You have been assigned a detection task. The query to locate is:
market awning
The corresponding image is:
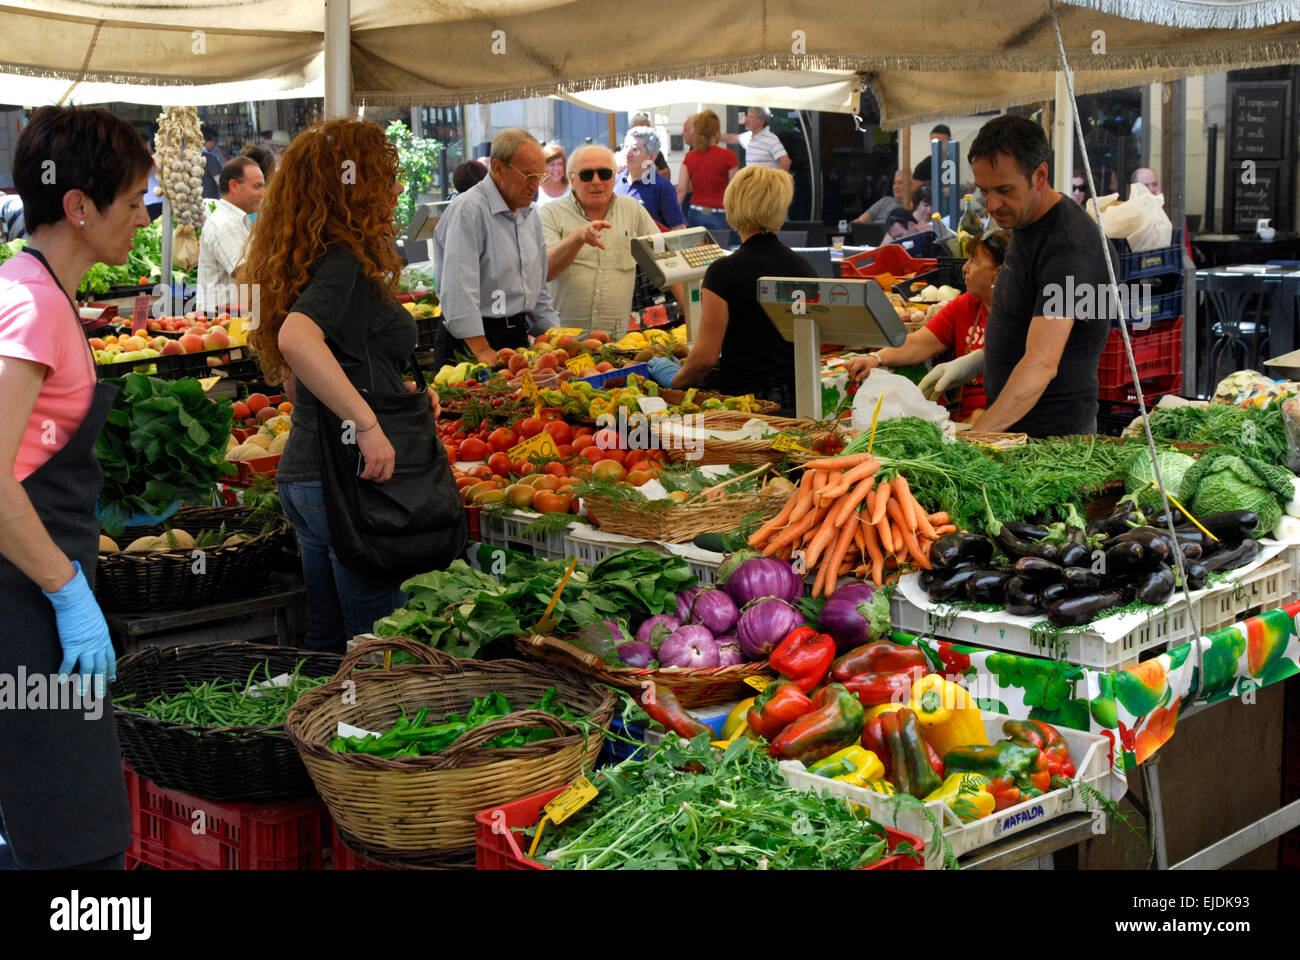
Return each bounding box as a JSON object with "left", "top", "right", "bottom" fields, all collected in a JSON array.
[
  {"left": 556, "top": 70, "right": 862, "bottom": 117},
  {"left": 2, "top": 0, "right": 1297, "bottom": 124}
]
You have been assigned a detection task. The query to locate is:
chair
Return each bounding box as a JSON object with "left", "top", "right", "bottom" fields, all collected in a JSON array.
[
  {"left": 1199, "top": 273, "right": 1272, "bottom": 395},
  {"left": 782, "top": 220, "right": 827, "bottom": 247},
  {"left": 851, "top": 221, "right": 887, "bottom": 247}
]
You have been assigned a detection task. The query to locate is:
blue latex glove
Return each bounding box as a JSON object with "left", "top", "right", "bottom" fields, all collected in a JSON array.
[
  {"left": 43, "top": 561, "right": 116, "bottom": 695},
  {"left": 646, "top": 356, "right": 682, "bottom": 388}
]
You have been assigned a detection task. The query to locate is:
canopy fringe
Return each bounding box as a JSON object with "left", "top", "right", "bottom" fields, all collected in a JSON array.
[{"left": 1059, "top": 0, "right": 1300, "bottom": 30}]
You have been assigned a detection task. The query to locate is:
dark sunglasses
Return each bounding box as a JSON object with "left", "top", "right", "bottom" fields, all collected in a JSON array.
[{"left": 577, "top": 168, "right": 614, "bottom": 182}]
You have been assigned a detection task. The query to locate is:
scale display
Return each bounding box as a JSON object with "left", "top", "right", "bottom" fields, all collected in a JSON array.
[
  {"left": 630, "top": 226, "right": 728, "bottom": 288},
  {"left": 408, "top": 200, "right": 454, "bottom": 242}
]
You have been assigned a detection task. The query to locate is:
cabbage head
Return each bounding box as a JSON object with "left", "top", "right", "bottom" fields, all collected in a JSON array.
[
  {"left": 1125, "top": 448, "right": 1196, "bottom": 500},
  {"left": 1183, "top": 453, "right": 1293, "bottom": 537}
]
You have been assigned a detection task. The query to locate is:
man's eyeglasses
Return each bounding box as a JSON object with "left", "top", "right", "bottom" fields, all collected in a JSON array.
[
  {"left": 577, "top": 168, "right": 614, "bottom": 182},
  {"left": 508, "top": 163, "right": 550, "bottom": 186}
]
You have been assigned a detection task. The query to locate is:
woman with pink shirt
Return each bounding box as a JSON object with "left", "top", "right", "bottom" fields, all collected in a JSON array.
[{"left": 0, "top": 106, "right": 152, "bottom": 869}]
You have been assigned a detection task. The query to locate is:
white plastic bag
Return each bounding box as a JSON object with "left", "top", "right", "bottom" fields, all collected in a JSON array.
[
  {"left": 850, "top": 371, "right": 950, "bottom": 433},
  {"left": 1098, "top": 184, "right": 1173, "bottom": 252}
]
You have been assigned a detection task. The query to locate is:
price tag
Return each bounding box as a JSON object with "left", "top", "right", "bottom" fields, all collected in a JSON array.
[
  {"left": 245, "top": 673, "right": 291, "bottom": 698},
  {"left": 543, "top": 776, "right": 599, "bottom": 824},
  {"left": 549, "top": 326, "right": 585, "bottom": 338},
  {"left": 197, "top": 376, "right": 222, "bottom": 392},
  {"left": 337, "top": 721, "right": 382, "bottom": 739},
  {"left": 131, "top": 294, "right": 151, "bottom": 333},
  {"left": 519, "top": 369, "right": 539, "bottom": 400},
  {"left": 507, "top": 432, "right": 559, "bottom": 462},
  {"left": 566, "top": 354, "right": 596, "bottom": 375},
  {"left": 770, "top": 434, "right": 813, "bottom": 454},
  {"left": 744, "top": 675, "right": 772, "bottom": 692}
]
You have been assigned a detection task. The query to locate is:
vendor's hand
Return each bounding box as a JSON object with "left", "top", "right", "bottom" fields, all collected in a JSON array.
[
  {"left": 356, "top": 421, "right": 396, "bottom": 482},
  {"left": 44, "top": 561, "right": 116, "bottom": 696},
  {"left": 845, "top": 355, "right": 880, "bottom": 385},
  {"left": 918, "top": 349, "right": 985, "bottom": 401},
  {"left": 647, "top": 355, "right": 681, "bottom": 388},
  {"left": 575, "top": 220, "right": 612, "bottom": 250}
]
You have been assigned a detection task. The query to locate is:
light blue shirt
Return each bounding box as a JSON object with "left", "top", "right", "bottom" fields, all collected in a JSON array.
[{"left": 432, "top": 174, "right": 557, "bottom": 339}]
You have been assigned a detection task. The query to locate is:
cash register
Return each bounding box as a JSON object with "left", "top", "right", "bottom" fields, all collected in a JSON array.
[{"left": 630, "top": 227, "right": 728, "bottom": 339}]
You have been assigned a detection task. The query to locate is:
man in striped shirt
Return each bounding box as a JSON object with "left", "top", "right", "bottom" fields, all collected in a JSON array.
[{"left": 722, "top": 107, "right": 791, "bottom": 171}]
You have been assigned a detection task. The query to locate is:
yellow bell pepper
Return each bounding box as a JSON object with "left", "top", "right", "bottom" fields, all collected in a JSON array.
[
  {"left": 863, "top": 701, "right": 906, "bottom": 722},
  {"left": 924, "top": 772, "right": 996, "bottom": 823},
  {"left": 909, "top": 673, "right": 989, "bottom": 758},
  {"left": 807, "top": 746, "right": 885, "bottom": 787},
  {"left": 722, "top": 698, "right": 755, "bottom": 740}
]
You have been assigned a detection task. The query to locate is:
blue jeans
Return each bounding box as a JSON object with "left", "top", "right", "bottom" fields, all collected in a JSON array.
[
  {"left": 687, "top": 207, "right": 730, "bottom": 235},
  {"left": 279, "top": 481, "right": 406, "bottom": 653}
]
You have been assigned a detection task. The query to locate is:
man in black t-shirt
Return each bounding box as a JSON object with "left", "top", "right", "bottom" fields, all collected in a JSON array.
[{"left": 936, "top": 115, "right": 1114, "bottom": 437}]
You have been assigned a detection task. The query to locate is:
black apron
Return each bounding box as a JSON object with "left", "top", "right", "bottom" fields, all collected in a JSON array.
[
  {"left": 0, "top": 250, "right": 129, "bottom": 867},
  {"left": 431, "top": 313, "right": 530, "bottom": 369}
]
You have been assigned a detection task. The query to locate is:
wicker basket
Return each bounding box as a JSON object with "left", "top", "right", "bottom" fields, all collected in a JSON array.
[
  {"left": 569, "top": 387, "right": 780, "bottom": 425},
  {"left": 958, "top": 431, "right": 1029, "bottom": 450},
  {"left": 661, "top": 410, "right": 847, "bottom": 467},
  {"left": 96, "top": 506, "right": 290, "bottom": 613},
  {"left": 515, "top": 633, "right": 775, "bottom": 707},
  {"left": 111, "top": 642, "right": 343, "bottom": 802},
  {"left": 584, "top": 486, "right": 788, "bottom": 543},
  {"left": 285, "top": 637, "right": 616, "bottom": 860}
]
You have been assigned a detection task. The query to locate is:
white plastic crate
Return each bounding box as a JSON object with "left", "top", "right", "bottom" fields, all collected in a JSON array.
[
  {"left": 478, "top": 509, "right": 575, "bottom": 559},
  {"left": 563, "top": 525, "right": 724, "bottom": 583},
  {"left": 1286, "top": 542, "right": 1300, "bottom": 600},
  {"left": 779, "top": 711, "right": 1111, "bottom": 869},
  {"left": 1199, "top": 557, "right": 1293, "bottom": 635}
]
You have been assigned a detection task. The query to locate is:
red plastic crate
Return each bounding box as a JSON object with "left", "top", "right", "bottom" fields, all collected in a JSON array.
[
  {"left": 1097, "top": 318, "right": 1183, "bottom": 390},
  {"left": 1097, "top": 372, "right": 1183, "bottom": 405},
  {"left": 123, "top": 764, "right": 330, "bottom": 870},
  {"left": 475, "top": 785, "right": 924, "bottom": 870},
  {"left": 332, "top": 826, "right": 395, "bottom": 870},
  {"left": 840, "top": 244, "right": 937, "bottom": 280},
  {"left": 466, "top": 504, "right": 481, "bottom": 542},
  {"left": 235, "top": 453, "right": 281, "bottom": 484}
]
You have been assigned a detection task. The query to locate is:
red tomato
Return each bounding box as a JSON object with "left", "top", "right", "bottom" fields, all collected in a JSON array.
[
  {"left": 444, "top": 442, "right": 461, "bottom": 462},
  {"left": 555, "top": 444, "right": 574, "bottom": 458},
  {"left": 592, "top": 428, "right": 621, "bottom": 451},
  {"left": 467, "top": 464, "right": 494, "bottom": 480},
  {"left": 537, "top": 407, "right": 565, "bottom": 421},
  {"left": 581, "top": 446, "right": 605, "bottom": 463},
  {"left": 517, "top": 417, "right": 545, "bottom": 438},
  {"left": 459, "top": 438, "right": 490, "bottom": 462},
  {"left": 573, "top": 426, "right": 594, "bottom": 438},
  {"left": 571, "top": 435, "right": 595, "bottom": 454},
  {"left": 624, "top": 448, "right": 648, "bottom": 467},
  {"left": 601, "top": 448, "right": 627, "bottom": 466},
  {"left": 487, "top": 451, "right": 513, "bottom": 476},
  {"left": 643, "top": 448, "right": 667, "bottom": 463},
  {"left": 544, "top": 461, "right": 568, "bottom": 478},
  {"left": 543, "top": 420, "right": 573, "bottom": 445},
  {"left": 489, "top": 427, "right": 518, "bottom": 452},
  {"left": 512, "top": 460, "right": 537, "bottom": 475}
]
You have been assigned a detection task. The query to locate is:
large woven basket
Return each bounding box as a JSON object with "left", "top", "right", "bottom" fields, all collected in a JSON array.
[
  {"left": 112, "top": 642, "right": 343, "bottom": 802},
  {"left": 584, "top": 489, "right": 788, "bottom": 543},
  {"left": 285, "top": 637, "right": 616, "bottom": 862},
  {"left": 96, "top": 506, "right": 290, "bottom": 612},
  {"left": 515, "top": 633, "right": 775, "bottom": 707},
  {"left": 957, "top": 431, "right": 1029, "bottom": 450},
  {"left": 661, "top": 410, "right": 847, "bottom": 467}
]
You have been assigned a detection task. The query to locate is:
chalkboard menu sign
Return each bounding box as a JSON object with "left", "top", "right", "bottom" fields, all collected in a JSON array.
[
  {"left": 1229, "top": 82, "right": 1290, "bottom": 160},
  {"left": 1233, "top": 164, "right": 1280, "bottom": 232}
]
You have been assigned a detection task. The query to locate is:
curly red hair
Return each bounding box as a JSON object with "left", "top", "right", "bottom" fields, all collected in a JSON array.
[{"left": 246, "top": 118, "right": 404, "bottom": 383}]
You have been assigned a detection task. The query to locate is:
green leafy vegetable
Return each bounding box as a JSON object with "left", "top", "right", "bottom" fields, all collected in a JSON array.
[
  {"left": 1184, "top": 451, "right": 1292, "bottom": 536},
  {"left": 1138, "top": 403, "right": 1287, "bottom": 463},
  {"left": 95, "top": 374, "right": 235, "bottom": 536},
  {"left": 1124, "top": 448, "right": 1196, "bottom": 499}
]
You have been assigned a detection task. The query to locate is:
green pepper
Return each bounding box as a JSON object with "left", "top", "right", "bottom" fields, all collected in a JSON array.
[
  {"left": 943, "top": 740, "right": 1049, "bottom": 811},
  {"left": 768, "top": 683, "right": 865, "bottom": 766}
]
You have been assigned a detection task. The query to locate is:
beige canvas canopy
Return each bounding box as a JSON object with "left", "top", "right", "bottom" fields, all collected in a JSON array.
[{"left": 1, "top": 0, "right": 1297, "bottom": 124}]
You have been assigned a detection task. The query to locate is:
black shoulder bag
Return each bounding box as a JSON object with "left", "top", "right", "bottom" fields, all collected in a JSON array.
[{"left": 316, "top": 341, "right": 467, "bottom": 581}]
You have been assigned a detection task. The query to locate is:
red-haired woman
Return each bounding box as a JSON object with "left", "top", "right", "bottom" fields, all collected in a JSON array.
[
  {"left": 247, "top": 118, "right": 440, "bottom": 653},
  {"left": 0, "top": 106, "right": 152, "bottom": 868}
]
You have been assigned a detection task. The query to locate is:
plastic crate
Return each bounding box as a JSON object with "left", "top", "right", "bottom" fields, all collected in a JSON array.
[
  {"left": 124, "top": 764, "right": 330, "bottom": 870},
  {"left": 598, "top": 713, "right": 653, "bottom": 767},
  {"left": 1127, "top": 287, "right": 1183, "bottom": 326},
  {"left": 780, "top": 711, "right": 1110, "bottom": 869},
  {"left": 562, "top": 525, "right": 723, "bottom": 584},
  {"left": 1199, "top": 557, "right": 1293, "bottom": 634},
  {"left": 234, "top": 453, "right": 281, "bottom": 484},
  {"left": 332, "top": 826, "right": 395, "bottom": 870},
  {"left": 479, "top": 509, "right": 576, "bottom": 559},
  {"left": 1096, "top": 372, "right": 1183, "bottom": 405},
  {"left": 1285, "top": 542, "right": 1300, "bottom": 600},
  {"left": 474, "top": 782, "right": 922, "bottom": 870},
  {"left": 891, "top": 263, "right": 967, "bottom": 304},
  {"left": 889, "top": 583, "right": 1192, "bottom": 671},
  {"left": 895, "top": 229, "right": 940, "bottom": 260},
  {"left": 578, "top": 363, "right": 651, "bottom": 388},
  {"left": 1112, "top": 228, "right": 1184, "bottom": 281},
  {"left": 840, "top": 244, "right": 937, "bottom": 280},
  {"left": 1097, "top": 318, "right": 1183, "bottom": 390}
]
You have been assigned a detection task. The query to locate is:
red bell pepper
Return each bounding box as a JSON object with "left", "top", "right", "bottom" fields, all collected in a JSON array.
[
  {"left": 769, "top": 626, "right": 836, "bottom": 693},
  {"left": 862, "top": 712, "right": 943, "bottom": 783},
  {"left": 830, "top": 640, "right": 928, "bottom": 683},
  {"left": 768, "top": 683, "right": 866, "bottom": 766},
  {"left": 746, "top": 680, "right": 814, "bottom": 740},
  {"left": 1003, "top": 719, "right": 1076, "bottom": 780},
  {"left": 842, "top": 664, "right": 926, "bottom": 707},
  {"left": 639, "top": 683, "right": 712, "bottom": 740}
]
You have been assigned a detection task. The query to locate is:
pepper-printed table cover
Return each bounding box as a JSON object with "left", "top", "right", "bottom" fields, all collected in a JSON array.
[{"left": 900, "top": 599, "right": 1300, "bottom": 794}]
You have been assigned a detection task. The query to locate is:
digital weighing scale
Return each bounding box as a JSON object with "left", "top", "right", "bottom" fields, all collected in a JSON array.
[
  {"left": 757, "top": 277, "right": 907, "bottom": 419},
  {"left": 630, "top": 227, "right": 729, "bottom": 340},
  {"left": 407, "top": 200, "right": 455, "bottom": 243}
]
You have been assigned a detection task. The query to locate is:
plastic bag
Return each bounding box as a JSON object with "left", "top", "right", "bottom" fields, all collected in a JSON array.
[
  {"left": 1098, "top": 184, "right": 1173, "bottom": 252},
  {"left": 850, "top": 370, "right": 950, "bottom": 433}
]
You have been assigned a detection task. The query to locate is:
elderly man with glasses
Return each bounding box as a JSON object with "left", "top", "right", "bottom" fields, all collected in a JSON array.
[
  {"left": 432, "top": 128, "right": 560, "bottom": 366},
  {"left": 540, "top": 144, "right": 660, "bottom": 338},
  {"left": 615, "top": 126, "right": 685, "bottom": 229}
]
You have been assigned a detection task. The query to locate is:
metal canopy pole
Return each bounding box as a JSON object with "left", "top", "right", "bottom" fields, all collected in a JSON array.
[
  {"left": 1054, "top": 71, "right": 1074, "bottom": 194},
  {"left": 324, "top": 0, "right": 351, "bottom": 118}
]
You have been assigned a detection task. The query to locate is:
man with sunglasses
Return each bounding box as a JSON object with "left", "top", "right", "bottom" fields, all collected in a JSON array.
[
  {"left": 541, "top": 145, "right": 658, "bottom": 338},
  {"left": 432, "top": 128, "right": 559, "bottom": 366}
]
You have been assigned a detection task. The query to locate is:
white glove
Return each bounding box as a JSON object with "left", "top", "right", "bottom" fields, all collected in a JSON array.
[{"left": 918, "top": 349, "right": 985, "bottom": 401}]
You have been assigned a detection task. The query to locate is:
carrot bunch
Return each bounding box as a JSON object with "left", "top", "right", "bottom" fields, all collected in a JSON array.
[{"left": 747, "top": 453, "right": 957, "bottom": 595}]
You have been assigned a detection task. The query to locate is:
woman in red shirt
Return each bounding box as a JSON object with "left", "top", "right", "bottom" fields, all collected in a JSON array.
[
  {"left": 676, "top": 110, "right": 738, "bottom": 234},
  {"left": 847, "top": 229, "right": 1009, "bottom": 423}
]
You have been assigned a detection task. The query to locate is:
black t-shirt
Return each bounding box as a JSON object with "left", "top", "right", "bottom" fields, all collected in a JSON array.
[
  {"left": 701, "top": 232, "right": 817, "bottom": 397},
  {"left": 983, "top": 196, "right": 1116, "bottom": 438},
  {"left": 276, "top": 246, "right": 417, "bottom": 483}
]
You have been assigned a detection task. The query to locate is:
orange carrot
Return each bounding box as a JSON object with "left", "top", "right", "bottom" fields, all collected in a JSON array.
[
  {"left": 819, "top": 459, "right": 880, "bottom": 501},
  {"left": 764, "top": 503, "right": 823, "bottom": 555},
  {"left": 928, "top": 512, "right": 950, "bottom": 526},
  {"left": 888, "top": 498, "right": 929, "bottom": 569},
  {"left": 934, "top": 524, "right": 958, "bottom": 535},
  {"left": 895, "top": 476, "right": 934, "bottom": 539},
  {"left": 871, "top": 477, "right": 892, "bottom": 525},
  {"left": 832, "top": 475, "right": 877, "bottom": 528},
  {"left": 877, "top": 510, "right": 895, "bottom": 554},
  {"left": 821, "top": 514, "right": 859, "bottom": 596},
  {"left": 802, "top": 514, "right": 839, "bottom": 570},
  {"left": 786, "top": 472, "right": 818, "bottom": 524},
  {"left": 749, "top": 486, "right": 801, "bottom": 547},
  {"left": 800, "top": 453, "right": 875, "bottom": 472},
  {"left": 894, "top": 475, "right": 918, "bottom": 532}
]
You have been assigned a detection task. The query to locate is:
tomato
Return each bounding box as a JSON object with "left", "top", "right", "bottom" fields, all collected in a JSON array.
[
  {"left": 444, "top": 442, "right": 461, "bottom": 462},
  {"left": 488, "top": 427, "right": 518, "bottom": 452},
  {"left": 487, "top": 451, "right": 513, "bottom": 476},
  {"left": 533, "top": 491, "right": 572, "bottom": 514},
  {"left": 591, "top": 460, "right": 627, "bottom": 483},
  {"left": 462, "top": 480, "right": 498, "bottom": 504},
  {"left": 530, "top": 474, "right": 561, "bottom": 492},
  {"left": 601, "top": 448, "right": 626, "bottom": 466},
  {"left": 537, "top": 407, "right": 565, "bottom": 421},
  {"left": 626, "top": 470, "right": 654, "bottom": 487},
  {"left": 467, "top": 464, "right": 494, "bottom": 480},
  {"left": 555, "top": 444, "right": 574, "bottom": 458},
  {"left": 517, "top": 417, "right": 545, "bottom": 438},
  {"left": 544, "top": 461, "right": 568, "bottom": 479},
  {"left": 580, "top": 446, "right": 605, "bottom": 463},
  {"left": 455, "top": 476, "right": 480, "bottom": 490},
  {"left": 624, "top": 448, "right": 648, "bottom": 467},
  {"left": 573, "top": 426, "right": 594, "bottom": 438},
  {"left": 643, "top": 448, "right": 668, "bottom": 463},
  {"left": 592, "top": 428, "right": 621, "bottom": 451},
  {"left": 459, "top": 438, "right": 490, "bottom": 461},
  {"left": 543, "top": 420, "right": 572, "bottom": 445},
  {"left": 571, "top": 435, "right": 595, "bottom": 454},
  {"left": 512, "top": 460, "right": 537, "bottom": 475}
]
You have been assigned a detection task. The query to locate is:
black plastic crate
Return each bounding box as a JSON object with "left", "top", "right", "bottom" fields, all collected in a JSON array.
[
  {"left": 97, "top": 344, "right": 261, "bottom": 382},
  {"left": 891, "top": 262, "right": 967, "bottom": 303}
]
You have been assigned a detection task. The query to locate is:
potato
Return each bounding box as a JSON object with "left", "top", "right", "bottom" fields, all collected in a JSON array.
[
  {"left": 124, "top": 536, "right": 162, "bottom": 553},
  {"left": 99, "top": 535, "right": 119, "bottom": 553}
]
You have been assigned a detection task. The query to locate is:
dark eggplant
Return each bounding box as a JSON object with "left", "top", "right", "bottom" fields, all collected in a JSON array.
[
  {"left": 1135, "top": 563, "right": 1176, "bottom": 605},
  {"left": 1201, "top": 537, "right": 1261, "bottom": 574},
  {"left": 1109, "top": 526, "right": 1173, "bottom": 563},
  {"left": 931, "top": 532, "right": 994, "bottom": 569},
  {"left": 1039, "top": 582, "right": 1071, "bottom": 605},
  {"left": 1057, "top": 542, "right": 1091, "bottom": 568},
  {"left": 1198, "top": 511, "right": 1260, "bottom": 546},
  {"left": 1014, "top": 556, "right": 1065, "bottom": 584},
  {"left": 927, "top": 567, "right": 988, "bottom": 602},
  {"left": 966, "top": 570, "right": 1014, "bottom": 605},
  {"left": 1103, "top": 540, "right": 1145, "bottom": 575},
  {"left": 1027, "top": 541, "right": 1060, "bottom": 562},
  {"left": 1179, "top": 541, "right": 1203, "bottom": 560},
  {"left": 1062, "top": 567, "right": 1103, "bottom": 594},
  {"left": 1145, "top": 506, "right": 1187, "bottom": 529},
  {"left": 1047, "top": 590, "right": 1127, "bottom": 627},
  {"left": 1086, "top": 500, "right": 1141, "bottom": 540},
  {"left": 990, "top": 523, "right": 1046, "bottom": 560},
  {"left": 1003, "top": 521, "right": 1052, "bottom": 541},
  {"left": 1182, "top": 561, "right": 1209, "bottom": 591},
  {"left": 1004, "top": 577, "right": 1041, "bottom": 617},
  {"left": 918, "top": 570, "right": 936, "bottom": 591}
]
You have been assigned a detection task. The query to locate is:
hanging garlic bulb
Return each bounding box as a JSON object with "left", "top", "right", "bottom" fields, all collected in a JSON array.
[{"left": 155, "top": 106, "right": 207, "bottom": 228}]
